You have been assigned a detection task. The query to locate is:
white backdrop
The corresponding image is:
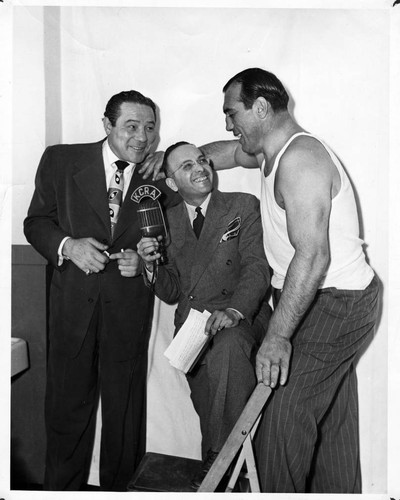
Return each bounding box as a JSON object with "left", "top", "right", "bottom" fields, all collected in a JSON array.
[{"left": 2, "top": 2, "right": 400, "bottom": 499}]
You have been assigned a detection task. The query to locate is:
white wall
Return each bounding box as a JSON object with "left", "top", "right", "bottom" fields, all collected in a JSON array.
[{"left": 4, "top": 2, "right": 399, "bottom": 498}]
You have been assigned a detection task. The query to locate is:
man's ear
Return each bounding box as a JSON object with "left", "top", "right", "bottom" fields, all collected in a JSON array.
[
  {"left": 103, "top": 117, "right": 112, "bottom": 136},
  {"left": 253, "top": 97, "right": 269, "bottom": 119},
  {"left": 166, "top": 177, "right": 178, "bottom": 192}
]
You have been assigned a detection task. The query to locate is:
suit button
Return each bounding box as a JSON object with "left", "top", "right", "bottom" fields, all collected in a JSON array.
[
  {"left": 221, "top": 289, "right": 228, "bottom": 295},
  {"left": 188, "top": 295, "right": 195, "bottom": 301},
  {"left": 226, "top": 259, "right": 232, "bottom": 265},
  {"left": 88, "top": 298, "right": 94, "bottom": 303}
]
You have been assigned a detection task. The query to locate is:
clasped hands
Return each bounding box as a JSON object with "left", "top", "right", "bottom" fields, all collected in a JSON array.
[{"left": 63, "top": 237, "right": 140, "bottom": 277}]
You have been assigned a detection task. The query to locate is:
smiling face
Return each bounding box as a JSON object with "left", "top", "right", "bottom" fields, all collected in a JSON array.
[
  {"left": 223, "top": 82, "right": 263, "bottom": 155},
  {"left": 165, "top": 144, "right": 214, "bottom": 206},
  {"left": 103, "top": 101, "right": 157, "bottom": 164}
]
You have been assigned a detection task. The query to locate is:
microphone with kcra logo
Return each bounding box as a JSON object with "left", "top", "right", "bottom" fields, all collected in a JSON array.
[{"left": 137, "top": 198, "right": 168, "bottom": 265}]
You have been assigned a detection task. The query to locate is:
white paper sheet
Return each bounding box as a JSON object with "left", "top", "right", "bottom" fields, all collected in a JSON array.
[{"left": 164, "top": 308, "right": 211, "bottom": 373}]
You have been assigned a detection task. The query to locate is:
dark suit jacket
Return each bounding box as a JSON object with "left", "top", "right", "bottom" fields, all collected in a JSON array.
[
  {"left": 150, "top": 190, "right": 271, "bottom": 331},
  {"left": 24, "top": 139, "right": 178, "bottom": 360}
]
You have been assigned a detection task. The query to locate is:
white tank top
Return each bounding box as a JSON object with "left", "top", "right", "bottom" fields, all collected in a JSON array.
[{"left": 260, "top": 132, "right": 374, "bottom": 290}]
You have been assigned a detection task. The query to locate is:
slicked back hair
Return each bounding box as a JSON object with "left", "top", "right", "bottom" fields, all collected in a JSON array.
[
  {"left": 223, "top": 68, "right": 289, "bottom": 112},
  {"left": 104, "top": 90, "right": 157, "bottom": 126}
]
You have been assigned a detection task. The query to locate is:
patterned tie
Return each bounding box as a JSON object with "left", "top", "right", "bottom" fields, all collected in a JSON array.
[
  {"left": 193, "top": 206, "right": 205, "bottom": 239},
  {"left": 108, "top": 160, "right": 129, "bottom": 237}
]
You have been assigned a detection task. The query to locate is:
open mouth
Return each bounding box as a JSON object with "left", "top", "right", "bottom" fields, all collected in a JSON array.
[
  {"left": 193, "top": 175, "right": 209, "bottom": 183},
  {"left": 129, "top": 145, "right": 146, "bottom": 152}
]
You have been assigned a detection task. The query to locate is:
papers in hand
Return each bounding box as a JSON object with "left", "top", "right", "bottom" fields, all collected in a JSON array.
[{"left": 164, "top": 308, "right": 212, "bottom": 374}]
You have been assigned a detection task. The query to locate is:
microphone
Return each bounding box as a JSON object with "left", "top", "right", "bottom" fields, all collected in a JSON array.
[{"left": 137, "top": 198, "right": 168, "bottom": 265}]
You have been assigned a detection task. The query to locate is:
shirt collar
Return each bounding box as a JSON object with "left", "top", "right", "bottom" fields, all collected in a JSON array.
[
  {"left": 184, "top": 192, "right": 212, "bottom": 222},
  {"left": 104, "top": 139, "right": 135, "bottom": 172}
]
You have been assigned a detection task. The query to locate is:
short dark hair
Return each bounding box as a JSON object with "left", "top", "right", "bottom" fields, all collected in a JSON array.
[
  {"left": 223, "top": 68, "right": 289, "bottom": 112},
  {"left": 161, "top": 141, "right": 191, "bottom": 177},
  {"left": 104, "top": 90, "right": 157, "bottom": 126}
]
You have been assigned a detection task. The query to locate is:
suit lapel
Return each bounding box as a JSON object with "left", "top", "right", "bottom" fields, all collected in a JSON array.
[
  {"left": 73, "top": 141, "right": 111, "bottom": 235},
  {"left": 188, "top": 191, "right": 232, "bottom": 287},
  {"left": 112, "top": 168, "right": 144, "bottom": 240}
]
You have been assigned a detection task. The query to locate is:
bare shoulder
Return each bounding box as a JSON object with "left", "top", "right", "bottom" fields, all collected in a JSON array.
[
  {"left": 276, "top": 135, "right": 339, "bottom": 193},
  {"left": 275, "top": 135, "right": 339, "bottom": 209},
  {"left": 281, "top": 135, "right": 334, "bottom": 171}
]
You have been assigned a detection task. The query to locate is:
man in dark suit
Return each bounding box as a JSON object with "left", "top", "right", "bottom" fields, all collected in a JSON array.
[
  {"left": 137, "top": 141, "right": 271, "bottom": 489},
  {"left": 23, "top": 90, "right": 177, "bottom": 491}
]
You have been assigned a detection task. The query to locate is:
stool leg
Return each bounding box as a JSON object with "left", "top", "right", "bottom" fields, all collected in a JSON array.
[
  {"left": 198, "top": 384, "right": 271, "bottom": 493},
  {"left": 242, "top": 437, "right": 260, "bottom": 492},
  {"left": 225, "top": 445, "right": 246, "bottom": 492}
]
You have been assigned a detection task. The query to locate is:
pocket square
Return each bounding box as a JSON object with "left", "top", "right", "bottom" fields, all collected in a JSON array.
[{"left": 220, "top": 216, "right": 241, "bottom": 242}]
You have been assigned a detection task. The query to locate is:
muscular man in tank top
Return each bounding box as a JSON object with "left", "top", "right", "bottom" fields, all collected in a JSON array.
[{"left": 199, "top": 68, "right": 379, "bottom": 494}]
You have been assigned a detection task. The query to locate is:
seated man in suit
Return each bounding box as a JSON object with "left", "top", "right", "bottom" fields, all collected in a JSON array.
[{"left": 137, "top": 141, "right": 271, "bottom": 489}]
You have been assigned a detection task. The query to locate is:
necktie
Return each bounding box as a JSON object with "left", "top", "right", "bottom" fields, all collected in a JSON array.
[
  {"left": 108, "top": 160, "right": 129, "bottom": 237},
  {"left": 193, "top": 206, "right": 205, "bottom": 239}
]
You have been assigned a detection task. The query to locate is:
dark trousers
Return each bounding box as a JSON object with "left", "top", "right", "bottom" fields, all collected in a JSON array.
[
  {"left": 255, "top": 275, "right": 380, "bottom": 493},
  {"left": 186, "top": 319, "right": 264, "bottom": 460},
  {"left": 44, "top": 301, "right": 148, "bottom": 491}
]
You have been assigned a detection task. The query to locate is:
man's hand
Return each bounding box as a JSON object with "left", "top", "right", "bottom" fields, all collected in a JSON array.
[
  {"left": 110, "top": 248, "right": 140, "bottom": 278},
  {"left": 256, "top": 333, "right": 292, "bottom": 388},
  {"left": 205, "top": 309, "right": 241, "bottom": 336},
  {"left": 63, "top": 237, "right": 109, "bottom": 273},
  {"left": 138, "top": 151, "right": 166, "bottom": 180},
  {"left": 136, "top": 236, "right": 163, "bottom": 273},
  {"left": 108, "top": 248, "right": 141, "bottom": 277}
]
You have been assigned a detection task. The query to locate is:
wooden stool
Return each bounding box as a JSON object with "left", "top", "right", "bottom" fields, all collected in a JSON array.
[
  {"left": 128, "top": 383, "right": 272, "bottom": 493},
  {"left": 127, "top": 452, "right": 201, "bottom": 492}
]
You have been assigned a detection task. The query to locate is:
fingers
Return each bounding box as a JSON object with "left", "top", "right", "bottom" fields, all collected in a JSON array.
[
  {"left": 279, "top": 357, "right": 290, "bottom": 386},
  {"left": 256, "top": 358, "right": 279, "bottom": 388},
  {"left": 112, "top": 249, "right": 138, "bottom": 263},
  {"left": 270, "top": 364, "right": 280, "bottom": 389},
  {"left": 92, "top": 249, "right": 110, "bottom": 264},
  {"left": 87, "top": 237, "right": 109, "bottom": 252},
  {"left": 136, "top": 238, "right": 161, "bottom": 262},
  {"left": 205, "top": 312, "right": 221, "bottom": 336},
  {"left": 68, "top": 238, "right": 108, "bottom": 273},
  {"left": 256, "top": 337, "right": 291, "bottom": 388},
  {"left": 256, "top": 358, "right": 270, "bottom": 386},
  {"left": 204, "top": 310, "right": 234, "bottom": 336},
  {"left": 86, "top": 245, "right": 109, "bottom": 272},
  {"left": 109, "top": 249, "right": 128, "bottom": 260},
  {"left": 138, "top": 152, "right": 166, "bottom": 180},
  {"left": 112, "top": 249, "right": 140, "bottom": 277},
  {"left": 224, "top": 309, "right": 240, "bottom": 328},
  {"left": 118, "top": 264, "right": 140, "bottom": 277}
]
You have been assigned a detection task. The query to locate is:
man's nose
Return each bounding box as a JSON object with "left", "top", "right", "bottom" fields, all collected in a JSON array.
[
  {"left": 134, "top": 127, "right": 147, "bottom": 142},
  {"left": 194, "top": 162, "right": 206, "bottom": 173},
  {"left": 225, "top": 116, "right": 233, "bottom": 132}
]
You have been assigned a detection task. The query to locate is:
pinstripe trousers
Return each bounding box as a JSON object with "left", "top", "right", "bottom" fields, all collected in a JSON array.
[{"left": 254, "top": 275, "right": 380, "bottom": 493}]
